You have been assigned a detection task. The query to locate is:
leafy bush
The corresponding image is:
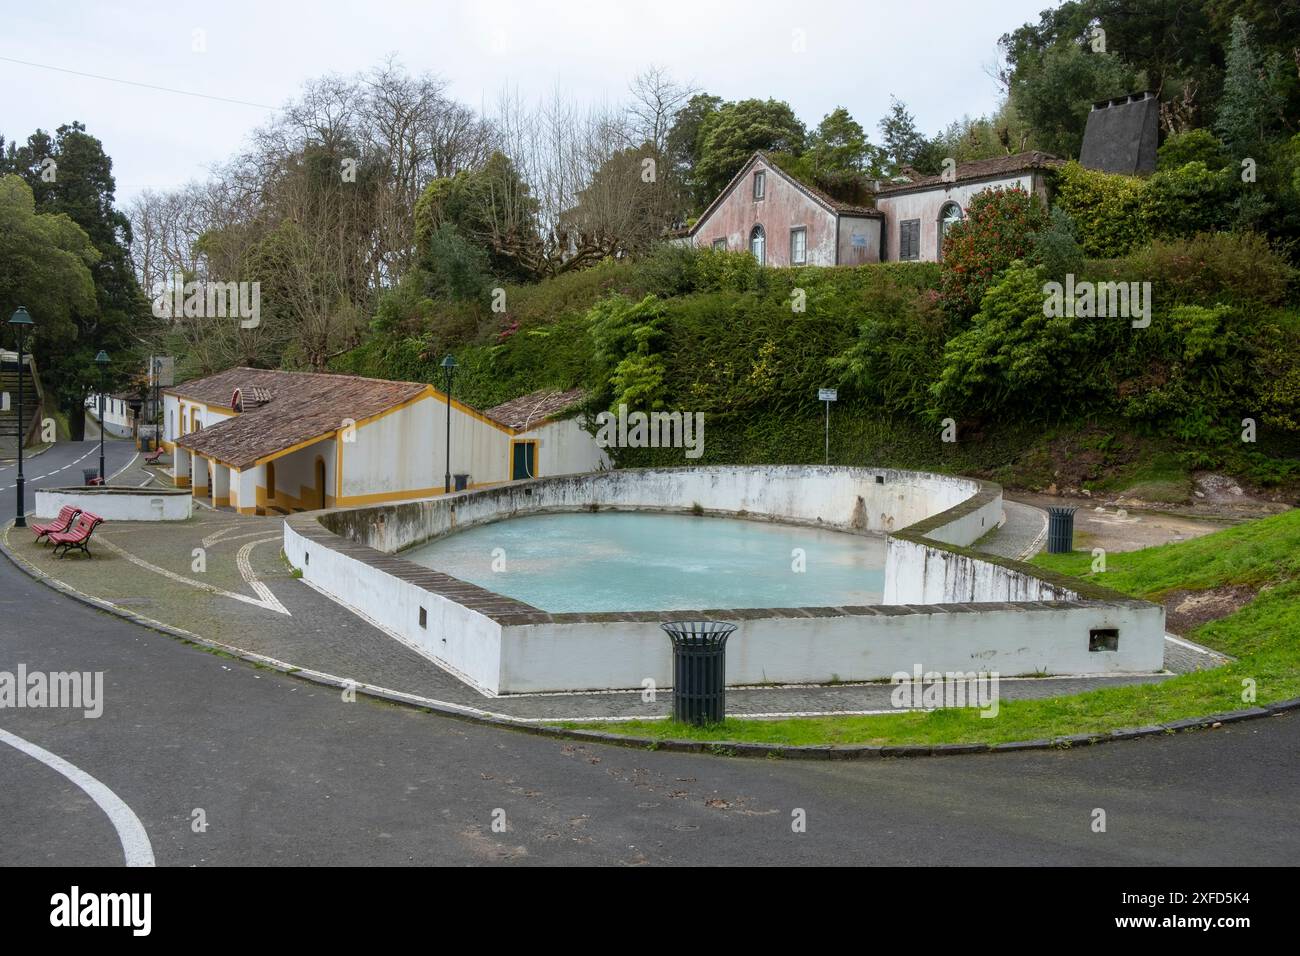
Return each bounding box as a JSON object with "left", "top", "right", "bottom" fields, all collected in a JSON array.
[
  {"left": 588, "top": 293, "right": 669, "bottom": 410},
  {"left": 421, "top": 223, "right": 493, "bottom": 302},
  {"left": 939, "top": 186, "right": 1048, "bottom": 319},
  {"left": 933, "top": 261, "right": 1097, "bottom": 420},
  {"left": 1027, "top": 206, "right": 1083, "bottom": 281},
  {"left": 1052, "top": 161, "right": 1149, "bottom": 257},
  {"left": 1142, "top": 162, "right": 1232, "bottom": 238},
  {"left": 1117, "top": 232, "right": 1293, "bottom": 307},
  {"left": 1156, "top": 129, "right": 1229, "bottom": 172},
  {"left": 828, "top": 274, "right": 948, "bottom": 418}
]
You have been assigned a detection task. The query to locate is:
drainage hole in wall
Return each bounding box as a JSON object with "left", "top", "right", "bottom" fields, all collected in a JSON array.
[
  {"left": 1089, "top": 628, "right": 1119, "bottom": 652},
  {"left": 418, "top": 607, "right": 427, "bottom": 628}
]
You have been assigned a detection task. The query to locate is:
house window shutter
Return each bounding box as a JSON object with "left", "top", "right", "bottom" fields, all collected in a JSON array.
[{"left": 900, "top": 219, "right": 920, "bottom": 260}]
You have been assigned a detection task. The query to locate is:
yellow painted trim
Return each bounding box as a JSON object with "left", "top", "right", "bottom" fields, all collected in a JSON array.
[
  {"left": 349, "top": 387, "right": 436, "bottom": 430},
  {"left": 175, "top": 378, "right": 530, "bottom": 471},
  {"left": 173, "top": 475, "right": 191, "bottom": 488},
  {"left": 237, "top": 506, "right": 257, "bottom": 516},
  {"left": 508, "top": 439, "right": 540, "bottom": 481},
  {"left": 249, "top": 431, "right": 334, "bottom": 469},
  {"left": 334, "top": 480, "right": 501, "bottom": 507},
  {"left": 312, "top": 454, "right": 328, "bottom": 510},
  {"left": 335, "top": 429, "right": 343, "bottom": 502},
  {"left": 213, "top": 496, "right": 231, "bottom": 507}
]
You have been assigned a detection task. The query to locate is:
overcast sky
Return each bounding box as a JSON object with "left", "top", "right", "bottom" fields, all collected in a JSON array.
[{"left": 3, "top": 0, "right": 1057, "bottom": 206}]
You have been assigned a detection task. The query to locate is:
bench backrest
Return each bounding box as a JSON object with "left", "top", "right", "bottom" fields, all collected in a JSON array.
[
  {"left": 70, "top": 512, "right": 104, "bottom": 537},
  {"left": 55, "top": 505, "right": 81, "bottom": 528}
]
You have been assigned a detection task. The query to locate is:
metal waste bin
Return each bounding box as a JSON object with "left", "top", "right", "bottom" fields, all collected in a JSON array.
[
  {"left": 660, "top": 620, "right": 737, "bottom": 725},
  {"left": 1046, "top": 506, "right": 1077, "bottom": 553},
  {"left": 82, "top": 468, "right": 99, "bottom": 486},
  {"left": 453, "top": 473, "right": 470, "bottom": 492}
]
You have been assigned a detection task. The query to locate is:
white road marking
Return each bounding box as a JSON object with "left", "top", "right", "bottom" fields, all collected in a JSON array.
[
  {"left": 1016, "top": 503, "right": 1050, "bottom": 560},
  {"left": 201, "top": 522, "right": 279, "bottom": 548},
  {"left": 1165, "top": 632, "right": 1230, "bottom": 659},
  {"left": 96, "top": 535, "right": 290, "bottom": 616},
  {"left": 204, "top": 528, "right": 283, "bottom": 548},
  {"left": 0, "top": 726, "right": 155, "bottom": 867}
]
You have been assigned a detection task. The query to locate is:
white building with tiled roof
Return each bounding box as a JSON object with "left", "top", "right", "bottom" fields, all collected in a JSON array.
[{"left": 161, "top": 369, "right": 607, "bottom": 515}]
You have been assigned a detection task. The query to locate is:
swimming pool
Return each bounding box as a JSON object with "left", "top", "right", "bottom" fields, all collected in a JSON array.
[{"left": 402, "top": 511, "right": 886, "bottom": 613}]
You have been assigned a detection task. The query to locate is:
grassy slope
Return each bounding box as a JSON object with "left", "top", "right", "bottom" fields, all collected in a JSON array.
[{"left": 554, "top": 509, "right": 1300, "bottom": 746}]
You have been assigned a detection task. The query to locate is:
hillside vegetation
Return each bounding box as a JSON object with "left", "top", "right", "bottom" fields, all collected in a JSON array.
[{"left": 335, "top": 234, "right": 1300, "bottom": 500}]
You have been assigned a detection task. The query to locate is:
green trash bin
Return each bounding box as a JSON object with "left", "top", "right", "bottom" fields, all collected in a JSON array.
[{"left": 1047, "top": 506, "right": 1077, "bottom": 553}]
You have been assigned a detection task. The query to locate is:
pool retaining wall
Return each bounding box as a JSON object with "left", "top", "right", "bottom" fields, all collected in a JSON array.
[{"left": 283, "top": 466, "right": 1165, "bottom": 695}]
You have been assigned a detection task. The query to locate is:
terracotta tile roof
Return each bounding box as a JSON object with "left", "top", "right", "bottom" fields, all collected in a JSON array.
[
  {"left": 875, "top": 151, "right": 1064, "bottom": 194},
  {"left": 486, "top": 387, "right": 587, "bottom": 430},
  {"left": 171, "top": 368, "right": 427, "bottom": 469}
]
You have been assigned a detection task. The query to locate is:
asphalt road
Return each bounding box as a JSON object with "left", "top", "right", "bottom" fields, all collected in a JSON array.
[{"left": 2, "top": 441, "right": 1299, "bottom": 866}]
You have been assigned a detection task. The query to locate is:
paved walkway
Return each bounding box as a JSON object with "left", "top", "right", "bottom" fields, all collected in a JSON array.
[{"left": 973, "top": 498, "right": 1049, "bottom": 560}]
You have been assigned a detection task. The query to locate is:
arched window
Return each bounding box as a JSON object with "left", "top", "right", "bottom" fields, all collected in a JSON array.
[
  {"left": 749, "top": 225, "right": 766, "bottom": 266},
  {"left": 938, "top": 202, "right": 964, "bottom": 260}
]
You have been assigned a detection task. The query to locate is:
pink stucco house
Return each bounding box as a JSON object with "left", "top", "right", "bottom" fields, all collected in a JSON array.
[{"left": 688, "top": 150, "right": 1062, "bottom": 265}]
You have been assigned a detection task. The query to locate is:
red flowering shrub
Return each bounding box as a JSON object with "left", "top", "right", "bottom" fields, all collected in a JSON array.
[{"left": 939, "top": 186, "right": 1048, "bottom": 320}]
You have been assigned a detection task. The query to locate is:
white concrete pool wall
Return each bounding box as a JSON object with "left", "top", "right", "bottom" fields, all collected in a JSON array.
[{"left": 283, "top": 466, "right": 1166, "bottom": 695}]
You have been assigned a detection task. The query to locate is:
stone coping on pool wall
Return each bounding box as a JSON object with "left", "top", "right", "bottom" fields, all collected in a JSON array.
[{"left": 283, "top": 466, "right": 1165, "bottom": 696}]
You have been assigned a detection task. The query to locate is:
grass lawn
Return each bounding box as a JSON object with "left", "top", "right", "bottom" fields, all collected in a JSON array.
[{"left": 552, "top": 509, "right": 1300, "bottom": 747}]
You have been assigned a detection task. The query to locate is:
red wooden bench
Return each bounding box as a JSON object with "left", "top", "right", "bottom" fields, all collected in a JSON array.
[
  {"left": 144, "top": 446, "right": 166, "bottom": 464},
  {"left": 32, "top": 506, "right": 81, "bottom": 544},
  {"left": 48, "top": 512, "right": 106, "bottom": 559}
]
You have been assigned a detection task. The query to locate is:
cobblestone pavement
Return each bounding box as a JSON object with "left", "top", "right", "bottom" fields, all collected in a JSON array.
[
  {"left": 974, "top": 498, "right": 1049, "bottom": 560},
  {"left": 6, "top": 502, "right": 1211, "bottom": 722}
]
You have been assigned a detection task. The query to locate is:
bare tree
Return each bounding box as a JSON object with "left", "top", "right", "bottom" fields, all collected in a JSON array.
[{"left": 626, "top": 65, "right": 696, "bottom": 153}]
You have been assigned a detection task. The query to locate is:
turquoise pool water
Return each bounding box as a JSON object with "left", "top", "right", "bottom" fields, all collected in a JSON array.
[{"left": 402, "top": 511, "right": 886, "bottom": 613}]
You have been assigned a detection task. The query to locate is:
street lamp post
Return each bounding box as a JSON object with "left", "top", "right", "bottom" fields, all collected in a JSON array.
[
  {"left": 441, "top": 354, "right": 458, "bottom": 494},
  {"left": 95, "top": 350, "right": 109, "bottom": 482},
  {"left": 153, "top": 356, "right": 162, "bottom": 452},
  {"left": 9, "top": 307, "right": 34, "bottom": 527}
]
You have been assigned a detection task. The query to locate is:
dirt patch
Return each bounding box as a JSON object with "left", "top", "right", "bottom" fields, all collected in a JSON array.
[{"left": 1163, "top": 584, "right": 1258, "bottom": 636}]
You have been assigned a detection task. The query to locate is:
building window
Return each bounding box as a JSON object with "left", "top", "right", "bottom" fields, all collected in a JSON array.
[
  {"left": 899, "top": 219, "right": 921, "bottom": 261},
  {"left": 712, "top": 238, "right": 726, "bottom": 251},
  {"left": 749, "top": 225, "right": 766, "bottom": 265},
  {"left": 753, "top": 170, "right": 765, "bottom": 200},
  {"left": 938, "top": 202, "right": 963, "bottom": 261},
  {"left": 790, "top": 227, "right": 807, "bottom": 265}
]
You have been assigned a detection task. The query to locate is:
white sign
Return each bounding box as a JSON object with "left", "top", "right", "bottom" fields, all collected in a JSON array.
[{"left": 818, "top": 388, "right": 837, "bottom": 402}]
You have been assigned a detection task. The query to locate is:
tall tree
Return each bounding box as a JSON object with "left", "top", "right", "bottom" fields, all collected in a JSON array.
[
  {"left": 877, "top": 98, "right": 928, "bottom": 173},
  {"left": 4, "top": 123, "right": 146, "bottom": 434},
  {"left": 806, "top": 107, "right": 885, "bottom": 186},
  {"left": 0, "top": 175, "right": 99, "bottom": 371},
  {"left": 694, "top": 99, "right": 806, "bottom": 198},
  {"left": 1215, "top": 16, "right": 1287, "bottom": 155},
  {"left": 1009, "top": 43, "right": 1142, "bottom": 157},
  {"left": 665, "top": 92, "right": 723, "bottom": 211}
]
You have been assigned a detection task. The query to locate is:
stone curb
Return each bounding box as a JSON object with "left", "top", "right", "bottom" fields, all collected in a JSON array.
[{"left": 3, "top": 519, "right": 1295, "bottom": 761}]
